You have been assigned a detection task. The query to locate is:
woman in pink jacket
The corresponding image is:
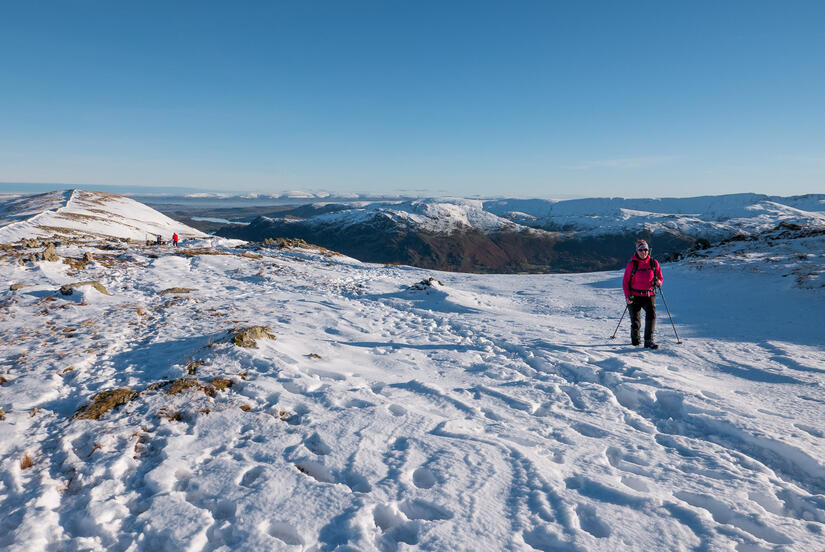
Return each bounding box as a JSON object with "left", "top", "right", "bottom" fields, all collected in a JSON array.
[{"left": 622, "top": 239, "right": 664, "bottom": 349}]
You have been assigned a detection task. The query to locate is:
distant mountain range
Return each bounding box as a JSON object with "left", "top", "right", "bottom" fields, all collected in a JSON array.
[
  {"left": 213, "top": 194, "right": 825, "bottom": 273},
  {"left": 3, "top": 190, "right": 824, "bottom": 274}
]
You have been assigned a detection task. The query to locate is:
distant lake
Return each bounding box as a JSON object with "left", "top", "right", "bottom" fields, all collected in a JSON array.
[{"left": 191, "top": 216, "right": 250, "bottom": 225}]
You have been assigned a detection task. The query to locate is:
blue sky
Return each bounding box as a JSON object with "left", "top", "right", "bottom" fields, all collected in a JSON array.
[{"left": 1, "top": 1, "right": 823, "bottom": 198}]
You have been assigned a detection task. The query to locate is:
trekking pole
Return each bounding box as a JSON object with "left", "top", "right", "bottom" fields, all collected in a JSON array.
[
  {"left": 657, "top": 286, "right": 682, "bottom": 344},
  {"left": 609, "top": 305, "right": 628, "bottom": 340}
]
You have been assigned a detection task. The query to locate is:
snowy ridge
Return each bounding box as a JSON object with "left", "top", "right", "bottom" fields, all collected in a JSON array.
[
  {"left": 1, "top": 227, "right": 824, "bottom": 550},
  {"left": 0, "top": 190, "right": 209, "bottom": 243}
]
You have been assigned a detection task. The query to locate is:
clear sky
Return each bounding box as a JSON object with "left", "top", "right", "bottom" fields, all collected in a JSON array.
[{"left": 1, "top": 0, "right": 824, "bottom": 198}]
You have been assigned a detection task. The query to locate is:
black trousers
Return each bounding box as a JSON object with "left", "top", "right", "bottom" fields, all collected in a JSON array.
[{"left": 629, "top": 295, "right": 656, "bottom": 344}]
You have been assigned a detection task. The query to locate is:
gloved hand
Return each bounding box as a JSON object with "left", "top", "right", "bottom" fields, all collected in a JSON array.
[
  {"left": 626, "top": 298, "right": 633, "bottom": 305},
  {"left": 655, "top": 279, "right": 663, "bottom": 288}
]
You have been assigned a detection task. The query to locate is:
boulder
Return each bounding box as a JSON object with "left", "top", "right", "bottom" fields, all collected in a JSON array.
[
  {"left": 60, "top": 281, "right": 111, "bottom": 296},
  {"left": 42, "top": 243, "right": 60, "bottom": 262},
  {"left": 232, "top": 326, "right": 277, "bottom": 348}
]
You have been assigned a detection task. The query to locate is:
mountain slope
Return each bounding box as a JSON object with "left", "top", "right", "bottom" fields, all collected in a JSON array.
[
  {"left": 1, "top": 228, "right": 823, "bottom": 550},
  {"left": 0, "top": 189, "right": 208, "bottom": 243}
]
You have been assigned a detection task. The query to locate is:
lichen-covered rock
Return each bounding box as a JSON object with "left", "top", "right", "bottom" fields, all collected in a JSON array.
[
  {"left": 42, "top": 243, "right": 60, "bottom": 262},
  {"left": 158, "top": 287, "right": 198, "bottom": 295},
  {"left": 60, "top": 281, "right": 111, "bottom": 296},
  {"left": 73, "top": 388, "right": 138, "bottom": 420},
  {"left": 9, "top": 283, "right": 31, "bottom": 291},
  {"left": 232, "top": 326, "right": 276, "bottom": 348}
]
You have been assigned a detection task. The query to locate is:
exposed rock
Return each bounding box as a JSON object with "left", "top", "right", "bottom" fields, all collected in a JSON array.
[
  {"left": 158, "top": 287, "right": 198, "bottom": 295},
  {"left": 60, "top": 281, "right": 111, "bottom": 296},
  {"left": 42, "top": 243, "right": 60, "bottom": 262},
  {"left": 186, "top": 360, "right": 205, "bottom": 375},
  {"left": 73, "top": 388, "right": 138, "bottom": 420},
  {"left": 410, "top": 277, "right": 443, "bottom": 290},
  {"left": 9, "top": 283, "right": 31, "bottom": 291},
  {"left": 232, "top": 326, "right": 276, "bottom": 348},
  {"left": 83, "top": 251, "right": 94, "bottom": 263},
  {"left": 261, "top": 237, "right": 339, "bottom": 256}
]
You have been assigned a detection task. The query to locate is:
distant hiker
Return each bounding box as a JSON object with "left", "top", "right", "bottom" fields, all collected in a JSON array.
[
  {"left": 172, "top": 233, "right": 179, "bottom": 247},
  {"left": 622, "top": 239, "right": 663, "bottom": 349},
  {"left": 156, "top": 234, "right": 162, "bottom": 245}
]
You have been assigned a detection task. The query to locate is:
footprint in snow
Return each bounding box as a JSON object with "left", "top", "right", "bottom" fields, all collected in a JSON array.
[
  {"left": 240, "top": 465, "right": 266, "bottom": 488},
  {"left": 412, "top": 467, "right": 437, "bottom": 489},
  {"left": 399, "top": 498, "right": 453, "bottom": 521},
  {"left": 268, "top": 521, "right": 304, "bottom": 546},
  {"left": 304, "top": 432, "right": 332, "bottom": 455},
  {"left": 571, "top": 422, "right": 609, "bottom": 439},
  {"left": 575, "top": 504, "right": 611, "bottom": 538}
]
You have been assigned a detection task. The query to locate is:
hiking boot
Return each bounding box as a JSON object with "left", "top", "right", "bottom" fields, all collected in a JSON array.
[
  {"left": 644, "top": 342, "right": 659, "bottom": 350},
  {"left": 631, "top": 339, "right": 640, "bottom": 346}
]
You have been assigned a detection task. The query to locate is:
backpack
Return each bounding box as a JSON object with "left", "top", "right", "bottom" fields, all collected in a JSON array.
[{"left": 630, "top": 257, "right": 659, "bottom": 295}]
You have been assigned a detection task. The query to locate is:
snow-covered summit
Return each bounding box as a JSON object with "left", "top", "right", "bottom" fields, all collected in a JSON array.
[
  {"left": 291, "top": 198, "right": 528, "bottom": 235},
  {"left": 0, "top": 190, "right": 208, "bottom": 243}
]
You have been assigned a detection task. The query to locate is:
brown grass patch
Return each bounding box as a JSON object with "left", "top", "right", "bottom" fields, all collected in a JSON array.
[
  {"left": 178, "top": 248, "right": 229, "bottom": 257},
  {"left": 210, "top": 377, "right": 233, "bottom": 392},
  {"left": 240, "top": 404, "right": 252, "bottom": 412},
  {"left": 73, "top": 388, "right": 138, "bottom": 420},
  {"left": 167, "top": 378, "right": 207, "bottom": 395},
  {"left": 20, "top": 452, "right": 34, "bottom": 470}
]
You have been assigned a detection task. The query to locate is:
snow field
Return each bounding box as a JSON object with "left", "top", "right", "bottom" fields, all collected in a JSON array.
[{"left": 0, "top": 238, "right": 824, "bottom": 551}]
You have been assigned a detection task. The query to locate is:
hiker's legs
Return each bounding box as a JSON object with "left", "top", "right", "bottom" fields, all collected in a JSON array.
[
  {"left": 642, "top": 296, "right": 657, "bottom": 345},
  {"left": 629, "top": 298, "right": 642, "bottom": 345}
]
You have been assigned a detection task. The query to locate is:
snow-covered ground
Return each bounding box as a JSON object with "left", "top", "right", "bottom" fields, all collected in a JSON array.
[{"left": 1, "top": 226, "right": 824, "bottom": 551}]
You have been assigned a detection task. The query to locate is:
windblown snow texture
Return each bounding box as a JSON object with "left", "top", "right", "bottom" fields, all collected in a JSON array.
[{"left": 1, "top": 191, "right": 824, "bottom": 551}]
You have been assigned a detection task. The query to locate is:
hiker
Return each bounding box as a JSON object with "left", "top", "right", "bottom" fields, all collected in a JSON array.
[
  {"left": 622, "top": 239, "right": 663, "bottom": 349},
  {"left": 172, "top": 233, "right": 179, "bottom": 247},
  {"left": 156, "top": 234, "right": 162, "bottom": 245}
]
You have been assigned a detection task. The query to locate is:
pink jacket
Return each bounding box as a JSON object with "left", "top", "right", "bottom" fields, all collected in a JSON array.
[{"left": 623, "top": 255, "right": 663, "bottom": 299}]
